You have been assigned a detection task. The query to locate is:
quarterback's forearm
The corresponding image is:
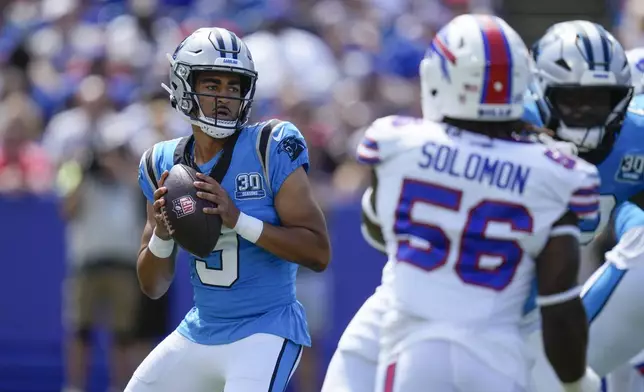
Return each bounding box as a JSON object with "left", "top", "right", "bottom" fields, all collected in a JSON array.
[
  {"left": 137, "top": 250, "right": 175, "bottom": 299},
  {"left": 256, "top": 224, "right": 330, "bottom": 272},
  {"left": 136, "top": 224, "right": 176, "bottom": 299}
]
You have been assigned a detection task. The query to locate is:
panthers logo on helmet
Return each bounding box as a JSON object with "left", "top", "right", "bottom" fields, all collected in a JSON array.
[
  {"left": 277, "top": 136, "right": 306, "bottom": 162},
  {"left": 172, "top": 37, "right": 188, "bottom": 60},
  {"left": 172, "top": 195, "right": 196, "bottom": 218}
]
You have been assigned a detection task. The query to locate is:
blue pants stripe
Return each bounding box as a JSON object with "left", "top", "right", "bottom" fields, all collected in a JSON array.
[
  {"left": 582, "top": 263, "right": 627, "bottom": 323},
  {"left": 268, "top": 339, "right": 302, "bottom": 392}
]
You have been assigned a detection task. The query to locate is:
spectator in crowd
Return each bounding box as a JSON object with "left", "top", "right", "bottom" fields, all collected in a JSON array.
[
  {"left": 0, "top": 1, "right": 503, "bottom": 391},
  {"left": 617, "top": 0, "right": 644, "bottom": 48},
  {"left": 60, "top": 135, "right": 143, "bottom": 392},
  {"left": 0, "top": 92, "right": 52, "bottom": 195}
]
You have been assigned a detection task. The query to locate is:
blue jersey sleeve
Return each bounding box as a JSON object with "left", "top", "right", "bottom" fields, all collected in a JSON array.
[
  {"left": 522, "top": 92, "right": 544, "bottom": 127},
  {"left": 267, "top": 121, "right": 310, "bottom": 195},
  {"left": 613, "top": 201, "right": 644, "bottom": 239},
  {"left": 138, "top": 145, "right": 162, "bottom": 203}
]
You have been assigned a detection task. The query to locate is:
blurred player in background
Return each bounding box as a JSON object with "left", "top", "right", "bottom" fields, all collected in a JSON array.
[
  {"left": 525, "top": 21, "right": 644, "bottom": 392},
  {"left": 577, "top": 45, "right": 644, "bottom": 392},
  {"left": 125, "top": 27, "right": 330, "bottom": 392},
  {"left": 60, "top": 138, "right": 142, "bottom": 392},
  {"left": 54, "top": 76, "right": 144, "bottom": 392},
  {"left": 602, "top": 47, "right": 644, "bottom": 392},
  {"left": 326, "top": 14, "right": 601, "bottom": 392}
]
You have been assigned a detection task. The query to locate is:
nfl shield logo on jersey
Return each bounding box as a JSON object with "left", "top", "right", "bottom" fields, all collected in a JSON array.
[{"left": 172, "top": 195, "right": 196, "bottom": 218}]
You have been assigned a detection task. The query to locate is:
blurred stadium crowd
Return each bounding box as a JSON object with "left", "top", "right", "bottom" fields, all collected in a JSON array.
[
  {"left": 0, "top": 1, "right": 495, "bottom": 390},
  {"left": 0, "top": 0, "right": 498, "bottom": 206},
  {"left": 2, "top": 0, "right": 644, "bottom": 391}
]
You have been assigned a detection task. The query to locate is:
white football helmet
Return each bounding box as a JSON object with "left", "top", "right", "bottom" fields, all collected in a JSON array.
[
  {"left": 162, "top": 27, "right": 258, "bottom": 139},
  {"left": 420, "top": 14, "right": 532, "bottom": 122},
  {"left": 532, "top": 21, "right": 633, "bottom": 156},
  {"left": 626, "top": 47, "right": 644, "bottom": 95}
]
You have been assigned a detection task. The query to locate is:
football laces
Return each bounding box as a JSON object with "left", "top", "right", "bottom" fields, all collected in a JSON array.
[{"left": 159, "top": 206, "right": 175, "bottom": 235}]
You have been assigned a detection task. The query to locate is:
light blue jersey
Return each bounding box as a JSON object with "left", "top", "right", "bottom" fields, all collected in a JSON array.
[
  {"left": 576, "top": 94, "right": 644, "bottom": 240},
  {"left": 581, "top": 94, "right": 644, "bottom": 323},
  {"left": 521, "top": 87, "right": 545, "bottom": 127},
  {"left": 138, "top": 120, "right": 311, "bottom": 347},
  {"left": 523, "top": 93, "right": 644, "bottom": 316}
]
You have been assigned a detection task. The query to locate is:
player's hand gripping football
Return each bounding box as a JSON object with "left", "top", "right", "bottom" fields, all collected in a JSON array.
[
  {"left": 152, "top": 170, "right": 174, "bottom": 240},
  {"left": 194, "top": 172, "right": 240, "bottom": 229}
]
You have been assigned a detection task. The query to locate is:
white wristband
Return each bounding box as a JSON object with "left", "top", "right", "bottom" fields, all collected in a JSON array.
[
  {"left": 536, "top": 286, "right": 582, "bottom": 307},
  {"left": 234, "top": 211, "right": 264, "bottom": 243},
  {"left": 148, "top": 231, "right": 175, "bottom": 258},
  {"left": 562, "top": 368, "right": 601, "bottom": 392},
  {"left": 550, "top": 225, "right": 581, "bottom": 238}
]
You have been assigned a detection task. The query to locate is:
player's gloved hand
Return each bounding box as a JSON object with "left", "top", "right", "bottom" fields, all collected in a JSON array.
[
  {"left": 194, "top": 172, "right": 240, "bottom": 229},
  {"left": 561, "top": 367, "right": 601, "bottom": 392},
  {"left": 538, "top": 133, "right": 579, "bottom": 156},
  {"left": 153, "top": 170, "right": 174, "bottom": 240}
]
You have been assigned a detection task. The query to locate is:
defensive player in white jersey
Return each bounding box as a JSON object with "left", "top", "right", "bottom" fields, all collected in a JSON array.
[
  {"left": 320, "top": 17, "right": 591, "bottom": 392},
  {"left": 321, "top": 89, "right": 573, "bottom": 392},
  {"left": 324, "top": 14, "right": 601, "bottom": 392}
]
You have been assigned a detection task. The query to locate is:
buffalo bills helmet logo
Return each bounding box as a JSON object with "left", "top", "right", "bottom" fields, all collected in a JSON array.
[
  {"left": 636, "top": 58, "right": 644, "bottom": 73},
  {"left": 277, "top": 136, "right": 306, "bottom": 162}
]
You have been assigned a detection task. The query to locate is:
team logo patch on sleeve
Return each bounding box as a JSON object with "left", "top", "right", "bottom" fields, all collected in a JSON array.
[
  {"left": 172, "top": 195, "right": 196, "bottom": 218},
  {"left": 235, "top": 172, "right": 266, "bottom": 200},
  {"left": 616, "top": 154, "right": 644, "bottom": 182},
  {"left": 277, "top": 136, "right": 306, "bottom": 162}
]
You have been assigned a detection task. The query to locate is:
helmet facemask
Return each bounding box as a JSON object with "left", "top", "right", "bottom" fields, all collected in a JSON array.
[
  {"left": 543, "top": 84, "right": 632, "bottom": 158},
  {"left": 164, "top": 55, "right": 258, "bottom": 139},
  {"left": 531, "top": 21, "right": 634, "bottom": 162}
]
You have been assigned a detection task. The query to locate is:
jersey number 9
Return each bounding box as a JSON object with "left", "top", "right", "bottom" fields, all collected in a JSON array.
[{"left": 195, "top": 230, "right": 239, "bottom": 288}]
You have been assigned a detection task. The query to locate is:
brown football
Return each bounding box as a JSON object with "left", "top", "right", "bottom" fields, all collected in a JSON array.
[{"left": 161, "top": 164, "right": 222, "bottom": 258}]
